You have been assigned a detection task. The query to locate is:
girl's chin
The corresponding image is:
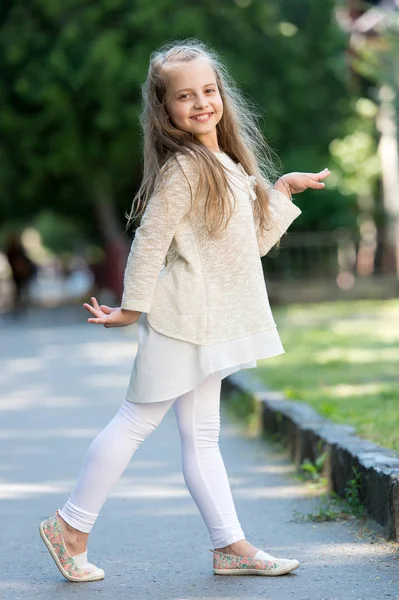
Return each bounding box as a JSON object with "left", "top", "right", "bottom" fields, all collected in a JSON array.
[
  {"left": 191, "top": 126, "right": 214, "bottom": 133},
  {"left": 186, "top": 123, "right": 217, "bottom": 135}
]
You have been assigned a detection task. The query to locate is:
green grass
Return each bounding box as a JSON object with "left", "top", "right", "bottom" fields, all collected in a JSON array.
[{"left": 254, "top": 299, "right": 399, "bottom": 453}]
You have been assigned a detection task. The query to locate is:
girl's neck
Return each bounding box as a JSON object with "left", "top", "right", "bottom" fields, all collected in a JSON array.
[
  {"left": 203, "top": 144, "right": 223, "bottom": 154},
  {"left": 203, "top": 145, "right": 221, "bottom": 153},
  {"left": 196, "top": 130, "right": 220, "bottom": 154}
]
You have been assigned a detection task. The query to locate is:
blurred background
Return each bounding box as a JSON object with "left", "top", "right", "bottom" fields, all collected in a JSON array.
[
  {"left": 0, "top": 0, "right": 398, "bottom": 313},
  {"left": 1, "top": 5, "right": 399, "bottom": 589}
]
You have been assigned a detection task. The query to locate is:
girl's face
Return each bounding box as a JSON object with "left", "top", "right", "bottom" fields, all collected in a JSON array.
[{"left": 164, "top": 58, "right": 223, "bottom": 151}]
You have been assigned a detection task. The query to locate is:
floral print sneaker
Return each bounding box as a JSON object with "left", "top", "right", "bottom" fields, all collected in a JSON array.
[
  {"left": 211, "top": 550, "right": 299, "bottom": 576},
  {"left": 39, "top": 514, "right": 104, "bottom": 582}
]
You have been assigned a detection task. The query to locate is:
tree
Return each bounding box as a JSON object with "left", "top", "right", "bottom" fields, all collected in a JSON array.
[{"left": 0, "top": 0, "right": 357, "bottom": 293}]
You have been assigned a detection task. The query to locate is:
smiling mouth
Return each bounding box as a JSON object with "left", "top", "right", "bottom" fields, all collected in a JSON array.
[{"left": 190, "top": 113, "right": 214, "bottom": 122}]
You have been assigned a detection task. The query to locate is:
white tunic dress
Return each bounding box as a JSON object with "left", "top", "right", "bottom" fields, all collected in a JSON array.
[{"left": 125, "top": 153, "right": 285, "bottom": 404}]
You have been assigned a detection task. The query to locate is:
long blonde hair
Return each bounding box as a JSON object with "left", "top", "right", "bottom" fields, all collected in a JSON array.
[{"left": 126, "top": 39, "right": 280, "bottom": 238}]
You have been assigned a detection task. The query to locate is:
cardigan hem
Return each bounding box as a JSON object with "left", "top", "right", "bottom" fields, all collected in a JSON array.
[
  {"left": 146, "top": 313, "right": 279, "bottom": 346},
  {"left": 120, "top": 301, "right": 150, "bottom": 313}
]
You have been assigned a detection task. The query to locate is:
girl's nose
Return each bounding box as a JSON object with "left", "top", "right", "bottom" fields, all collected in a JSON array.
[{"left": 194, "top": 95, "right": 209, "bottom": 109}]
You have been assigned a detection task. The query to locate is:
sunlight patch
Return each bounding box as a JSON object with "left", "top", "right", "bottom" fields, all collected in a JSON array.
[
  {"left": 314, "top": 347, "right": 399, "bottom": 364},
  {"left": 75, "top": 341, "right": 137, "bottom": 364},
  {"left": 322, "top": 382, "right": 388, "bottom": 398}
]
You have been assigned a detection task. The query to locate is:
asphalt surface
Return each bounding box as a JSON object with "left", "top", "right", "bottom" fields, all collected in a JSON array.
[{"left": 0, "top": 307, "right": 398, "bottom": 600}]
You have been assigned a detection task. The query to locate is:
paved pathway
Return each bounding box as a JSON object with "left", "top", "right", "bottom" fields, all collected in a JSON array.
[{"left": 0, "top": 308, "right": 398, "bottom": 599}]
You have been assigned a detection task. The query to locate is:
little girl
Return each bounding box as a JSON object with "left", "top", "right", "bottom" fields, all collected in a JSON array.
[{"left": 40, "top": 39, "right": 330, "bottom": 582}]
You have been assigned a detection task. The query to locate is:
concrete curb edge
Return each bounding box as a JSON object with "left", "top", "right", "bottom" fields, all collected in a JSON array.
[{"left": 222, "top": 370, "right": 399, "bottom": 542}]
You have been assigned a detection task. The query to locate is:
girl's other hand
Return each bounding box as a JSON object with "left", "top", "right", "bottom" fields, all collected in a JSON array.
[
  {"left": 83, "top": 297, "right": 141, "bottom": 328},
  {"left": 279, "top": 169, "right": 331, "bottom": 195}
]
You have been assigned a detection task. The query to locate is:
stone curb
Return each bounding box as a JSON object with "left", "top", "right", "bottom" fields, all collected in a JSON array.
[{"left": 222, "top": 370, "right": 399, "bottom": 542}]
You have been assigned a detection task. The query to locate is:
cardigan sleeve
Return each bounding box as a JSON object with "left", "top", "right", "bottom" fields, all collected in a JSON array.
[
  {"left": 256, "top": 188, "right": 302, "bottom": 258},
  {"left": 120, "top": 154, "right": 197, "bottom": 313}
]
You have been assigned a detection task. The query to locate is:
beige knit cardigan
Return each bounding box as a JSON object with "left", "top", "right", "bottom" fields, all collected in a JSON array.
[{"left": 121, "top": 153, "right": 302, "bottom": 345}]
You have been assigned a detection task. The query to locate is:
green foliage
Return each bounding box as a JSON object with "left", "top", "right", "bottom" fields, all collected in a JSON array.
[
  {"left": 222, "top": 388, "right": 259, "bottom": 430},
  {"left": 329, "top": 98, "right": 381, "bottom": 198},
  {"left": 291, "top": 491, "right": 362, "bottom": 523},
  {"left": 255, "top": 299, "right": 399, "bottom": 452},
  {"left": 299, "top": 451, "right": 328, "bottom": 483},
  {"left": 292, "top": 465, "right": 366, "bottom": 523},
  {"left": 351, "top": 8, "right": 399, "bottom": 97},
  {"left": 223, "top": 389, "right": 254, "bottom": 421},
  {"left": 32, "top": 210, "right": 84, "bottom": 253},
  {"left": 344, "top": 466, "right": 366, "bottom": 518},
  {"left": 0, "top": 0, "right": 361, "bottom": 236}
]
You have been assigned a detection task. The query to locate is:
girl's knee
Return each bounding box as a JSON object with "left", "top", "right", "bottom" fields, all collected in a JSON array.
[
  {"left": 117, "top": 398, "right": 169, "bottom": 439},
  {"left": 176, "top": 409, "right": 221, "bottom": 448}
]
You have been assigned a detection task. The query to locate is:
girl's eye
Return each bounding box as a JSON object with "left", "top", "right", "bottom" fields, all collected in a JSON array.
[{"left": 178, "top": 88, "right": 216, "bottom": 100}]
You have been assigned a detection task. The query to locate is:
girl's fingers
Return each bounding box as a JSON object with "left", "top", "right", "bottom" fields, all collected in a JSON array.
[
  {"left": 305, "top": 171, "right": 329, "bottom": 180},
  {"left": 302, "top": 172, "right": 329, "bottom": 189},
  {"left": 91, "top": 297, "right": 101, "bottom": 311},
  {"left": 87, "top": 317, "right": 108, "bottom": 324},
  {"left": 317, "top": 170, "right": 330, "bottom": 180},
  {"left": 289, "top": 170, "right": 330, "bottom": 193},
  {"left": 100, "top": 304, "right": 113, "bottom": 314},
  {"left": 307, "top": 177, "right": 325, "bottom": 189},
  {"left": 83, "top": 303, "right": 103, "bottom": 317}
]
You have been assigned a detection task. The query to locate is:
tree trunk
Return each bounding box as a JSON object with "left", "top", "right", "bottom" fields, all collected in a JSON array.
[
  {"left": 376, "top": 86, "right": 399, "bottom": 276},
  {"left": 94, "top": 190, "right": 129, "bottom": 303}
]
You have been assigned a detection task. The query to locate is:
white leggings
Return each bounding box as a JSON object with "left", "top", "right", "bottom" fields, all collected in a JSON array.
[{"left": 59, "top": 371, "right": 245, "bottom": 548}]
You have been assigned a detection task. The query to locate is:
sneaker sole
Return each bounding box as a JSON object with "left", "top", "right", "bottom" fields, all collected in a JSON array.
[
  {"left": 39, "top": 522, "right": 104, "bottom": 583},
  {"left": 214, "top": 561, "right": 299, "bottom": 576}
]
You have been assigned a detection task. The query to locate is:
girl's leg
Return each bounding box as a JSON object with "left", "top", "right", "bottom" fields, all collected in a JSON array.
[
  {"left": 58, "top": 397, "right": 174, "bottom": 556},
  {"left": 173, "top": 371, "right": 260, "bottom": 556}
]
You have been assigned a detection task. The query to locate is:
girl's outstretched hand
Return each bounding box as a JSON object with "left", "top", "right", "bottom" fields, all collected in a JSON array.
[
  {"left": 279, "top": 168, "right": 331, "bottom": 195},
  {"left": 83, "top": 297, "right": 141, "bottom": 328}
]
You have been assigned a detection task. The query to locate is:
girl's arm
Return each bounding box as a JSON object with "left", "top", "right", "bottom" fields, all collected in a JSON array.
[
  {"left": 274, "top": 169, "right": 330, "bottom": 197},
  {"left": 84, "top": 154, "right": 198, "bottom": 328},
  {"left": 255, "top": 169, "right": 330, "bottom": 257},
  {"left": 120, "top": 154, "right": 197, "bottom": 313},
  {"left": 255, "top": 187, "right": 302, "bottom": 258},
  {"left": 83, "top": 298, "right": 141, "bottom": 328}
]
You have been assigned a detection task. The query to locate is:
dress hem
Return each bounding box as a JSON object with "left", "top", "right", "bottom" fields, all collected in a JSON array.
[{"left": 125, "top": 346, "right": 285, "bottom": 405}]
